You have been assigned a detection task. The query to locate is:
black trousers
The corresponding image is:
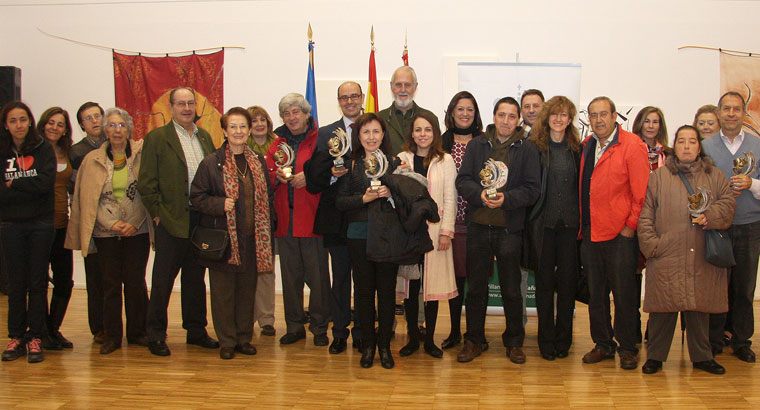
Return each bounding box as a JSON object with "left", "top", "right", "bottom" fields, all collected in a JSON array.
[
  {"left": 329, "top": 244, "right": 360, "bottom": 340},
  {"left": 710, "top": 221, "right": 760, "bottom": 350},
  {"left": 535, "top": 226, "right": 578, "bottom": 355},
  {"left": 648, "top": 311, "right": 711, "bottom": 362},
  {"left": 404, "top": 275, "right": 438, "bottom": 345},
  {"left": 146, "top": 218, "right": 209, "bottom": 342},
  {"left": 347, "top": 239, "right": 397, "bottom": 349},
  {"left": 94, "top": 234, "right": 150, "bottom": 343},
  {"left": 84, "top": 251, "right": 104, "bottom": 336},
  {"left": 47, "top": 227, "right": 74, "bottom": 333},
  {"left": 464, "top": 223, "right": 524, "bottom": 347},
  {"left": 0, "top": 218, "right": 55, "bottom": 339},
  {"left": 581, "top": 227, "right": 640, "bottom": 354}
]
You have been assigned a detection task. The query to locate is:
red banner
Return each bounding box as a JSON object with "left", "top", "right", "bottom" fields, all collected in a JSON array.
[{"left": 113, "top": 50, "right": 224, "bottom": 145}]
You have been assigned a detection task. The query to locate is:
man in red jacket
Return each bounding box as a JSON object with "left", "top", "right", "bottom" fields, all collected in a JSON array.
[{"left": 579, "top": 96, "right": 649, "bottom": 370}]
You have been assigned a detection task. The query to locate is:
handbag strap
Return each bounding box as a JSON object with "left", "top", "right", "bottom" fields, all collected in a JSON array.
[{"left": 677, "top": 171, "right": 695, "bottom": 195}]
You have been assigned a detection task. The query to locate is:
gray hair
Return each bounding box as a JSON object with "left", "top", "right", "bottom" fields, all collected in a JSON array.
[
  {"left": 587, "top": 96, "right": 616, "bottom": 114},
  {"left": 390, "top": 66, "right": 418, "bottom": 85},
  {"left": 278, "top": 93, "right": 311, "bottom": 117},
  {"left": 102, "top": 107, "right": 134, "bottom": 139}
]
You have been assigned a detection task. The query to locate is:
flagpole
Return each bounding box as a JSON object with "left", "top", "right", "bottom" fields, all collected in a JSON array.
[
  {"left": 366, "top": 26, "right": 379, "bottom": 113},
  {"left": 305, "top": 22, "right": 318, "bottom": 124}
]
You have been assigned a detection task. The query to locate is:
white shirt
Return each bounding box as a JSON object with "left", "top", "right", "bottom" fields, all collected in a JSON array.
[
  {"left": 173, "top": 120, "right": 206, "bottom": 195},
  {"left": 592, "top": 126, "right": 617, "bottom": 166},
  {"left": 719, "top": 129, "right": 760, "bottom": 199}
]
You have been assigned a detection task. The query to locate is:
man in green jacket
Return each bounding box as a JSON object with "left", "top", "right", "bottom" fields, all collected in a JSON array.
[
  {"left": 377, "top": 66, "right": 439, "bottom": 155},
  {"left": 138, "top": 87, "right": 219, "bottom": 356}
]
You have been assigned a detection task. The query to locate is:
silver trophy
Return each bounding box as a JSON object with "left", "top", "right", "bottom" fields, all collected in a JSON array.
[
  {"left": 687, "top": 187, "right": 713, "bottom": 223},
  {"left": 273, "top": 142, "right": 295, "bottom": 180},
  {"left": 732, "top": 151, "right": 757, "bottom": 189},
  {"left": 479, "top": 159, "right": 508, "bottom": 200},
  {"left": 364, "top": 150, "right": 389, "bottom": 191},
  {"left": 328, "top": 128, "right": 350, "bottom": 169}
]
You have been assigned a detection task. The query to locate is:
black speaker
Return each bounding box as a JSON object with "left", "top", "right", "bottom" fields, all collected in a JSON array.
[{"left": 0, "top": 66, "right": 21, "bottom": 108}]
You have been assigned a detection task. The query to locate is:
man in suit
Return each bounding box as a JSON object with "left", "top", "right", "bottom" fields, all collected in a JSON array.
[
  {"left": 704, "top": 91, "right": 760, "bottom": 363},
  {"left": 311, "top": 81, "right": 363, "bottom": 354},
  {"left": 138, "top": 86, "right": 219, "bottom": 356},
  {"left": 378, "top": 66, "right": 439, "bottom": 155}
]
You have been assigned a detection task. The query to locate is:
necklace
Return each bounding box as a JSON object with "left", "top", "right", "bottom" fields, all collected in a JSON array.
[{"left": 235, "top": 160, "right": 248, "bottom": 178}]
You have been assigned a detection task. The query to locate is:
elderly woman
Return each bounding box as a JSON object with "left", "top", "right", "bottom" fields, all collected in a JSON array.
[
  {"left": 440, "top": 91, "right": 483, "bottom": 350},
  {"left": 527, "top": 96, "right": 581, "bottom": 361},
  {"left": 191, "top": 107, "right": 275, "bottom": 359},
  {"left": 0, "top": 102, "right": 56, "bottom": 363},
  {"left": 246, "top": 105, "right": 278, "bottom": 337},
  {"left": 66, "top": 107, "right": 151, "bottom": 355},
  {"left": 638, "top": 125, "right": 735, "bottom": 375},
  {"left": 693, "top": 105, "right": 721, "bottom": 140},
  {"left": 37, "top": 107, "right": 75, "bottom": 350},
  {"left": 265, "top": 93, "right": 331, "bottom": 347},
  {"left": 397, "top": 111, "right": 458, "bottom": 358}
]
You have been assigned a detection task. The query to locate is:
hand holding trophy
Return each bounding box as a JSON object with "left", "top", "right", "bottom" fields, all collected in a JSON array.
[
  {"left": 364, "top": 150, "right": 389, "bottom": 191},
  {"left": 732, "top": 151, "right": 757, "bottom": 189},
  {"left": 687, "top": 187, "right": 713, "bottom": 224},
  {"left": 479, "top": 159, "right": 508, "bottom": 200},
  {"left": 328, "top": 128, "right": 350, "bottom": 169},
  {"left": 273, "top": 142, "right": 295, "bottom": 180}
]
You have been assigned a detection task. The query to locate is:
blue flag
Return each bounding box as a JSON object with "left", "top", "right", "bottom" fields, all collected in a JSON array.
[{"left": 306, "top": 40, "right": 318, "bottom": 125}]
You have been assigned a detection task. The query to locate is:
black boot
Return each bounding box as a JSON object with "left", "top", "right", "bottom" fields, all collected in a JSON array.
[
  {"left": 48, "top": 296, "right": 73, "bottom": 348},
  {"left": 423, "top": 301, "right": 442, "bottom": 358},
  {"left": 400, "top": 298, "right": 420, "bottom": 357},
  {"left": 360, "top": 344, "right": 375, "bottom": 368}
]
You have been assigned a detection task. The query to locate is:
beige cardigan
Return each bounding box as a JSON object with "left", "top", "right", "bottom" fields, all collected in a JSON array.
[
  {"left": 65, "top": 139, "right": 151, "bottom": 256},
  {"left": 398, "top": 151, "right": 458, "bottom": 301}
]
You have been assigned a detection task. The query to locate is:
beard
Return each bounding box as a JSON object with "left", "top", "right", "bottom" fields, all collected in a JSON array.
[{"left": 394, "top": 96, "right": 413, "bottom": 109}]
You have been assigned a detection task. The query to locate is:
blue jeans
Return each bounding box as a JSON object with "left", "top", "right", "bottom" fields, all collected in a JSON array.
[{"left": 0, "top": 218, "right": 55, "bottom": 339}]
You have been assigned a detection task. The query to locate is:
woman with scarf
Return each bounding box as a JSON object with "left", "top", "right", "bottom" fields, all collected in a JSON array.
[{"left": 191, "top": 107, "right": 275, "bottom": 360}]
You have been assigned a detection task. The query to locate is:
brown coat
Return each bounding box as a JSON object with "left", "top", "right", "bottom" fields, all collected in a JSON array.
[{"left": 638, "top": 155, "right": 735, "bottom": 313}]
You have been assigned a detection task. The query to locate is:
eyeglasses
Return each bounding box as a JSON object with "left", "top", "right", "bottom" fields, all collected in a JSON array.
[
  {"left": 338, "top": 94, "right": 363, "bottom": 102},
  {"left": 84, "top": 114, "right": 102, "bottom": 123},
  {"left": 107, "top": 122, "right": 127, "bottom": 129},
  {"left": 173, "top": 101, "right": 196, "bottom": 108},
  {"left": 588, "top": 111, "right": 610, "bottom": 120}
]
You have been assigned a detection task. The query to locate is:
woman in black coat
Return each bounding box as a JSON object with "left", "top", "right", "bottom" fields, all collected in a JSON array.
[
  {"left": 190, "top": 107, "right": 275, "bottom": 360},
  {"left": 527, "top": 96, "right": 581, "bottom": 361},
  {"left": 335, "top": 112, "right": 398, "bottom": 369}
]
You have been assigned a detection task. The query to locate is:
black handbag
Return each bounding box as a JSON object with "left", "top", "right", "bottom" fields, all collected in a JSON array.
[
  {"left": 678, "top": 171, "right": 735, "bottom": 268},
  {"left": 190, "top": 217, "right": 229, "bottom": 262}
]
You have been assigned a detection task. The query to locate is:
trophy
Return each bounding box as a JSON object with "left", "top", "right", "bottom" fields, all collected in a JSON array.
[
  {"left": 687, "top": 187, "right": 713, "bottom": 223},
  {"left": 364, "top": 150, "right": 389, "bottom": 191},
  {"left": 479, "top": 159, "right": 508, "bottom": 200},
  {"left": 732, "top": 151, "right": 757, "bottom": 189},
  {"left": 273, "top": 142, "right": 295, "bottom": 180},
  {"left": 328, "top": 128, "right": 350, "bottom": 169}
]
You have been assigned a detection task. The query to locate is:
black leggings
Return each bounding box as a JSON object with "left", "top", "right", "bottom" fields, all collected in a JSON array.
[{"left": 447, "top": 277, "right": 466, "bottom": 336}]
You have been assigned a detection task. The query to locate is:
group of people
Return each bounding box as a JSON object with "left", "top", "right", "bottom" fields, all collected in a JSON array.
[{"left": 0, "top": 66, "right": 757, "bottom": 376}]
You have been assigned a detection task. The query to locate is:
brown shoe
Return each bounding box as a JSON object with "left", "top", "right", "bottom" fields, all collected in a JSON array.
[
  {"left": 93, "top": 331, "right": 106, "bottom": 344},
  {"left": 619, "top": 352, "right": 638, "bottom": 370},
  {"left": 582, "top": 347, "right": 615, "bottom": 364},
  {"left": 457, "top": 339, "right": 483, "bottom": 363},
  {"left": 506, "top": 347, "right": 526, "bottom": 364},
  {"left": 100, "top": 340, "right": 121, "bottom": 355}
]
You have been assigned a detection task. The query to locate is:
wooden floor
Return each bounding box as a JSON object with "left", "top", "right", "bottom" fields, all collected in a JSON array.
[{"left": 1, "top": 291, "right": 759, "bottom": 409}]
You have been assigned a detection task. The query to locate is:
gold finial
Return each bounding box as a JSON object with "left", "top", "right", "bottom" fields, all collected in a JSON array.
[
  {"left": 404, "top": 29, "right": 408, "bottom": 50},
  {"left": 308, "top": 23, "right": 313, "bottom": 42},
  {"left": 370, "top": 25, "right": 375, "bottom": 47}
]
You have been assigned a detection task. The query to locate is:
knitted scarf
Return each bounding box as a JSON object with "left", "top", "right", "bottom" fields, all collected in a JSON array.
[{"left": 222, "top": 143, "right": 274, "bottom": 273}]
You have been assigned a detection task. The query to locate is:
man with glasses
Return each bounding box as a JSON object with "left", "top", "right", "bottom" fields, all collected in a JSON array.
[
  {"left": 69, "top": 101, "right": 107, "bottom": 345},
  {"left": 138, "top": 86, "right": 218, "bottom": 356},
  {"left": 378, "top": 66, "right": 439, "bottom": 155},
  {"left": 704, "top": 91, "right": 760, "bottom": 363},
  {"left": 579, "top": 96, "right": 649, "bottom": 370},
  {"left": 309, "top": 82, "right": 364, "bottom": 354}
]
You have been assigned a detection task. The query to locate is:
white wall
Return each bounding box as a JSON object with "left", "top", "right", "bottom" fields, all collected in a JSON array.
[{"left": 2, "top": 0, "right": 759, "bottom": 295}]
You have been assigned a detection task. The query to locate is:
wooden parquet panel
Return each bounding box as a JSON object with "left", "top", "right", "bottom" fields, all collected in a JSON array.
[{"left": 1, "top": 290, "right": 759, "bottom": 409}]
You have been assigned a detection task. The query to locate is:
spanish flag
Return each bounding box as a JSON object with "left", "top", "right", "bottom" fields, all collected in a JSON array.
[{"left": 366, "top": 47, "right": 379, "bottom": 113}]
